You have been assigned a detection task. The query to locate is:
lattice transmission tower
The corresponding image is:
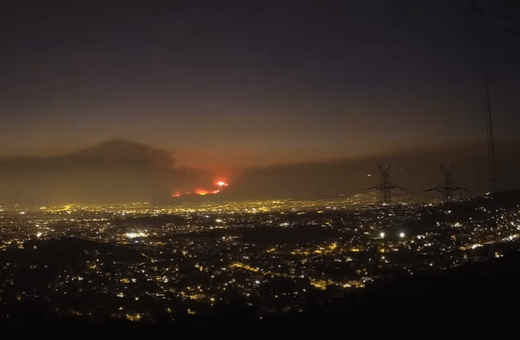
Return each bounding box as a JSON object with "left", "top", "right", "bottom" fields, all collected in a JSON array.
[
  {"left": 426, "top": 164, "right": 468, "bottom": 203},
  {"left": 367, "top": 166, "right": 404, "bottom": 205}
]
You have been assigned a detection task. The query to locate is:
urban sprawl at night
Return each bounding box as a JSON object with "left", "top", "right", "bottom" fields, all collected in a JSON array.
[{"left": 0, "top": 193, "right": 518, "bottom": 323}]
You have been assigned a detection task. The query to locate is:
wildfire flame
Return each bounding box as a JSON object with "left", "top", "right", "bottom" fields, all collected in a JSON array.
[
  {"left": 194, "top": 188, "right": 221, "bottom": 196},
  {"left": 173, "top": 178, "right": 228, "bottom": 197},
  {"left": 217, "top": 181, "right": 228, "bottom": 187}
]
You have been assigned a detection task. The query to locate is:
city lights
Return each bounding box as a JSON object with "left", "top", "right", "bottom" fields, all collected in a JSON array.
[
  {"left": 0, "top": 195, "right": 516, "bottom": 322},
  {"left": 125, "top": 232, "right": 147, "bottom": 239}
]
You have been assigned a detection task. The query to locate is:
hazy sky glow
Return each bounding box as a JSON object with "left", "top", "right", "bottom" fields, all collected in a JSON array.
[{"left": 1, "top": 0, "right": 519, "bottom": 170}]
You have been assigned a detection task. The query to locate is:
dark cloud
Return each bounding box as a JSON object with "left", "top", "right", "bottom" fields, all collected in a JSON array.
[{"left": 0, "top": 140, "right": 175, "bottom": 204}]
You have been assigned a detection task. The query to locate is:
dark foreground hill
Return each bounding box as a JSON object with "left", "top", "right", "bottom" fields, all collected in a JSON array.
[{"left": 1, "top": 247, "right": 520, "bottom": 339}]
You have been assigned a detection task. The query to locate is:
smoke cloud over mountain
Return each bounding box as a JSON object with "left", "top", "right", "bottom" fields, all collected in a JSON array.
[
  {"left": 0, "top": 140, "right": 175, "bottom": 204},
  {"left": 0, "top": 139, "right": 518, "bottom": 205},
  {"left": 223, "top": 140, "right": 520, "bottom": 201}
]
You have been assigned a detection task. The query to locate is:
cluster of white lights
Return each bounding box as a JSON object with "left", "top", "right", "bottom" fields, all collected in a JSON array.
[
  {"left": 380, "top": 231, "right": 405, "bottom": 238},
  {"left": 125, "top": 232, "right": 147, "bottom": 239}
]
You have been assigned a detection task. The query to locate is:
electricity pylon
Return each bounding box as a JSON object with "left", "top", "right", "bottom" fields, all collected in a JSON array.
[
  {"left": 426, "top": 164, "right": 468, "bottom": 203},
  {"left": 367, "top": 166, "right": 404, "bottom": 205}
]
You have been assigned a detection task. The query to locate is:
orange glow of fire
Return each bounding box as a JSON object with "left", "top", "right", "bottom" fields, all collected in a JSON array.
[
  {"left": 194, "top": 188, "right": 221, "bottom": 196},
  {"left": 194, "top": 189, "right": 209, "bottom": 195},
  {"left": 173, "top": 178, "right": 228, "bottom": 197},
  {"left": 216, "top": 181, "right": 228, "bottom": 187}
]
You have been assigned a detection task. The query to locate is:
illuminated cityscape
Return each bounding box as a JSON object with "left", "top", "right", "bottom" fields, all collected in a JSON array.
[
  {"left": 0, "top": 194, "right": 518, "bottom": 323},
  {"left": 1, "top": 0, "right": 519, "bottom": 337}
]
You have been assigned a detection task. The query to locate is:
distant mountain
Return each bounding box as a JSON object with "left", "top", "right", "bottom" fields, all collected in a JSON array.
[{"left": 0, "top": 139, "right": 518, "bottom": 204}]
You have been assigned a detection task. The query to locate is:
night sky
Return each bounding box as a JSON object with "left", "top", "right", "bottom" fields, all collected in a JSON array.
[{"left": 1, "top": 0, "right": 519, "bottom": 171}]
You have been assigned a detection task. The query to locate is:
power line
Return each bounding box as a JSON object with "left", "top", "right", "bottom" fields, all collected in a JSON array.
[{"left": 483, "top": 59, "right": 496, "bottom": 198}]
